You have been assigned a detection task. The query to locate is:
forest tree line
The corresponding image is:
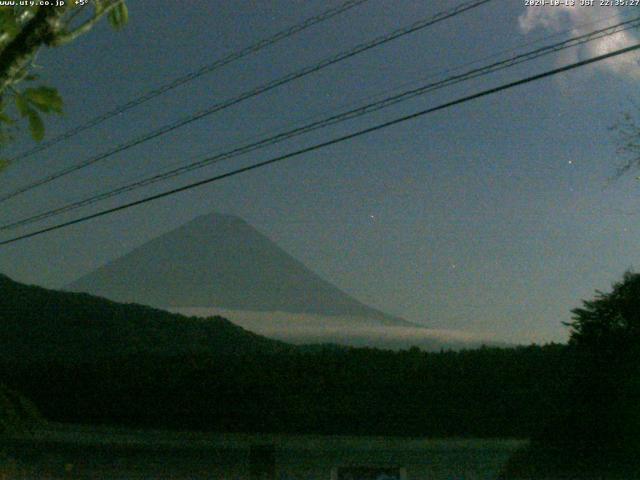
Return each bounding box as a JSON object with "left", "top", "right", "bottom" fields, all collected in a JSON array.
[{"left": 0, "top": 343, "right": 571, "bottom": 438}]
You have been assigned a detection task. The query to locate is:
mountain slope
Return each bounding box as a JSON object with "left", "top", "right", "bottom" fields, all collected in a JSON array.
[
  {"left": 66, "top": 213, "right": 410, "bottom": 326},
  {"left": 0, "top": 274, "right": 291, "bottom": 363}
]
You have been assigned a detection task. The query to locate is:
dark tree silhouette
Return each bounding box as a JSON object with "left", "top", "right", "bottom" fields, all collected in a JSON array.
[
  {"left": 502, "top": 271, "right": 640, "bottom": 479},
  {"left": 567, "top": 270, "right": 640, "bottom": 349},
  {"left": 564, "top": 271, "right": 640, "bottom": 452}
]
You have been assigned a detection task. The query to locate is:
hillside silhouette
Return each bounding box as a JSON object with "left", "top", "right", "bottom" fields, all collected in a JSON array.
[{"left": 0, "top": 273, "right": 291, "bottom": 363}]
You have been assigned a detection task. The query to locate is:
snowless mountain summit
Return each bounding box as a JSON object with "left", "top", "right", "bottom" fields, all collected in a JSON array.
[{"left": 66, "top": 212, "right": 411, "bottom": 327}]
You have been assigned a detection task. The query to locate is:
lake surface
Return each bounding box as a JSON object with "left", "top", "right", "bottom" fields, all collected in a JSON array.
[{"left": 0, "top": 424, "right": 525, "bottom": 479}]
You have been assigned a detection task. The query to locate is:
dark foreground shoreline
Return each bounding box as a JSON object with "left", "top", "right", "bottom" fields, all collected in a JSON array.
[{"left": 0, "top": 424, "right": 523, "bottom": 479}]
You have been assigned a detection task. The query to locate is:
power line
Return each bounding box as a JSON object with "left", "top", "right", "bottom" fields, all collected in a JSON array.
[
  {"left": 0, "top": 0, "right": 493, "bottom": 204},
  {"left": 26, "top": 7, "right": 623, "bottom": 210},
  {"left": 4, "top": 19, "right": 638, "bottom": 230},
  {"left": 7, "top": 0, "right": 372, "bottom": 163},
  {"left": 4, "top": 17, "right": 638, "bottom": 231},
  {"left": 2, "top": 41, "right": 639, "bottom": 246}
]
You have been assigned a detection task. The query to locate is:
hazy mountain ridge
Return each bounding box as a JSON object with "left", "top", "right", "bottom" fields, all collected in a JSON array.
[
  {"left": 66, "top": 213, "right": 411, "bottom": 326},
  {"left": 0, "top": 274, "right": 291, "bottom": 363}
]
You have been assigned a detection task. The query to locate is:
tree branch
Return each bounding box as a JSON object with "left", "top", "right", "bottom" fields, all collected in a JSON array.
[
  {"left": 0, "top": 6, "right": 67, "bottom": 95},
  {"left": 52, "top": 1, "right": 123, "bottom": 47}
]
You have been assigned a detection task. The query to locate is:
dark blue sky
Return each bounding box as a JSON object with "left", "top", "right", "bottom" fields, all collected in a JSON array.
[{"left": 1, "top": 0, "right": 639, "bottom": 343}]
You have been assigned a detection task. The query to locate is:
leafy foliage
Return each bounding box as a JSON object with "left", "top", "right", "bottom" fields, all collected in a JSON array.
[
  {"left": 107, "top": 2, "right": 128, "bottom": 30},
  {"left": 567, "top": 270, "right": 640, "bottom": 349},
  {"left": 0, "top": 7, "right": 36, "bottom": 41},
  {"left": 0, "top": 2, "right": 128, "bottom": 170},
  {"left": 12, "top": 86, "right": 63, "bottom": 141}
]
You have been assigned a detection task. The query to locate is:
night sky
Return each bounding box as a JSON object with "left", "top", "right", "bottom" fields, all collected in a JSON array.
[{"left": 1, "top": 0, "right": 639, "bottom": 344}]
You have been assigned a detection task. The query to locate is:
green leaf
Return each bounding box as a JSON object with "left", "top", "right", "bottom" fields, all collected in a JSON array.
[
  {"left": 23, "top": 87, "right": 63, "bottom": 114},
  {"left": 27, "top": 110, "right": 44, "bottom": 141},
  {"left": 0, "top": 9, "right": 19, "bottom": 39},
  {"left": 107, "top": 2, "right": 128, "bottom": 30},
  {"left": 14, "top": 94, "right": 30, "bottom": 117},
  {"left": 0, "top": 158, "right": 9, "bottom": 172},
  {"left": 0, "top": 113, "right": 15, "bottom": 125}
]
